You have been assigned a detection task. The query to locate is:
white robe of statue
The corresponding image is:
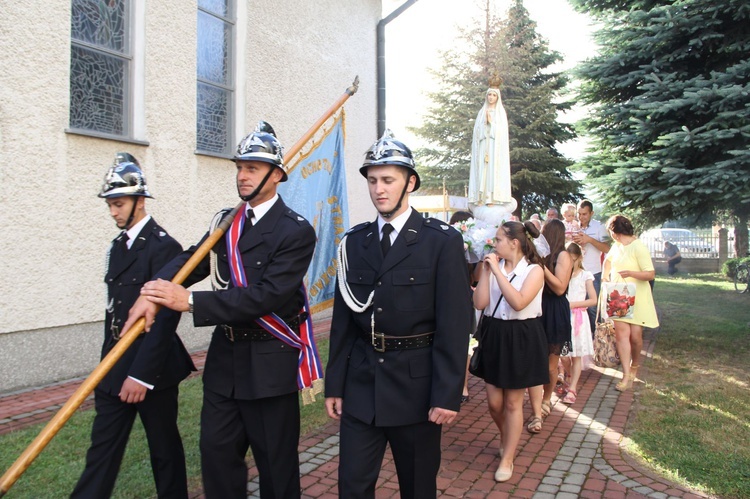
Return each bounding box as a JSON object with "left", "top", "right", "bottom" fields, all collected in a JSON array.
[{"left": 469, "top": 88, "right": 513, "bottom": 208}]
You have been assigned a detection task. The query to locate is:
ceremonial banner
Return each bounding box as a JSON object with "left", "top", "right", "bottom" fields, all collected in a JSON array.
[{"left": 279, "top": 113, "right": 350, "bottom": 312}]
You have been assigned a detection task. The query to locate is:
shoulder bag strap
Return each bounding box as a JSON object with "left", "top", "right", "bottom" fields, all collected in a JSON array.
[{"left": 487, "top": 274, "right": 517, "bottom": 319}]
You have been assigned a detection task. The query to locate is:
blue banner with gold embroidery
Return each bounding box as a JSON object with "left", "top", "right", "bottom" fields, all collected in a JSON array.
[{"left": 279, "top": 113, "right": 349, "bottom": 312}]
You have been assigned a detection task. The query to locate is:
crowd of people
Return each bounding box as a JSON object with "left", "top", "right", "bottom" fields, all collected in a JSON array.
[
  {"left": 465, "top": 201, "right": 660, "bottom": 484},
  {"left": 75, "top": 125, "right": 661, "bottom": 497}
]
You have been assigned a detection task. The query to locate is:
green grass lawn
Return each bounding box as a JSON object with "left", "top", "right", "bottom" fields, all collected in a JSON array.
[
  {"left": 0, "top": 339, "right": 330, "bottom": 498},
  {"left": 626, "top": 273, "right": 750, "bottom": 498}
]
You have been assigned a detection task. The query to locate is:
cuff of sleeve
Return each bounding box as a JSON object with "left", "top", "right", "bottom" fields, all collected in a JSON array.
[{"left": 128, "top": 376, "right": 154, "bottom": 390}]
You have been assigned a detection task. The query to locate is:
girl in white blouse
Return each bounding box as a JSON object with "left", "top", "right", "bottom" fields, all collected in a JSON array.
[{"left": 473, "top": 221, "right": 548, "bottom": 483}]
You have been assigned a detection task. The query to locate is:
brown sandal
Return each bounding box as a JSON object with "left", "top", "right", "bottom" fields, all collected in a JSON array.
[
  {"left": 615, "top": 377, "right": 633, "bottom": 391},
  {"left": 526, "top": 416, "right": 542, "bottom": 434},
  {"left": 541, "top": 401, "right": 551, "bottom": 419}
]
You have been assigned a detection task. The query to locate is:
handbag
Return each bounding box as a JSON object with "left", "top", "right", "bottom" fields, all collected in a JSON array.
[
  {"left": 468, "top": 335, "right": 485, "bottom": 376},
  {"left": 593, "top": 289, "right": 621, "bottom": 368},
  {"left": 601, "top": 280, "right": 636, "bottom": 320},
  {"left": 469, "top": 275, "right": 515, "bottom": 377}
]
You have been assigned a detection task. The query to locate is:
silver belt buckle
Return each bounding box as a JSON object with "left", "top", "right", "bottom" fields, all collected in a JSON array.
[
  {"left": 372, "top": 332, "right": 386, "bottom": 353},
  {"left": 111, "top": 325, "right": 121, "bottom": 341},
  {"left": 224, "top": 325, "right": 235, "bottom": 342}
]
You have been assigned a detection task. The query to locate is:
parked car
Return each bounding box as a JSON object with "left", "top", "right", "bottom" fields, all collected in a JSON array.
[{"left": 640, "top": 228, "right": 717, "bottom": 257}]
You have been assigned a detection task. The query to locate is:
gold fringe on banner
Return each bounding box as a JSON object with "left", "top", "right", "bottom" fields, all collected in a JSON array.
[{"left": 300, "top": 378, "right": 326, "bottom": 405}]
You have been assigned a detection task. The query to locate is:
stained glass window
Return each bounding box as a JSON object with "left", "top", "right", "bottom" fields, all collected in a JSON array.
[
  {"left": 197, "top": 83, "right": 230, "bottom": 153},
  {"left": 197, "top": 1, "right": 234, "bottom": 155},
  {"left": 69, "top": 0, "right": 130, "bottom": 136}
]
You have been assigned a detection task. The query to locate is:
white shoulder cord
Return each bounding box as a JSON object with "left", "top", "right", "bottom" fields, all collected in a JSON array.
[
  {"left": 336, "top": 234, "right": 374, "bottom": 313},
  {"left": 105, "top": 242, "right": 114, "bottom": 313},
  {"left": 209, "top": 210, "right": 229, "bottom": 291}
]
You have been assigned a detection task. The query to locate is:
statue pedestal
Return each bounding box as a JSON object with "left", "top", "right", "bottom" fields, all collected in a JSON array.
[{"left": 470, "top": 200, "right": 517, "bottom": 226}]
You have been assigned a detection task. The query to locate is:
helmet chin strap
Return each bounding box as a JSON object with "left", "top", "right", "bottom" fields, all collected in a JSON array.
[
  {"left": 379, "top": 177, "right": 411, "bottom": 219},
  {"left": 122, "top": 196, "right": 138, "bottom": 230},
  {"left": 238, "top": 166, "right": 276, "bottom": 202}
]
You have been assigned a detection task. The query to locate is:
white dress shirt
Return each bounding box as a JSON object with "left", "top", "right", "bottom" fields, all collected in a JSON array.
[
  {"left": 377, "top": 207, "right": 413, "bottom": 245},
  {"left": 246, "top": 193, "right": 279, "bottom": 224}
]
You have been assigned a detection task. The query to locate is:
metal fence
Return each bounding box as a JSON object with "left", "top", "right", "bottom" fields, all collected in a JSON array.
[{"left": 640, "top": 229, "right": 730, "bottom": 259}]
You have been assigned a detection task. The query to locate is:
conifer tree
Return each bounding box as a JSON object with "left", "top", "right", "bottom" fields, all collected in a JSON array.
[
  {"left": 572, "top": 0, "right": 750, "bottom": 255},
  {"left": 411, "top": 0, "right": 580, "bottom": 217}
]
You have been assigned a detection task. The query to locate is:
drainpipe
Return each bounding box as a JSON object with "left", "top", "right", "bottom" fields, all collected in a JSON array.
[{"left": 377, "top": 0, "right": 419, "bottom": 136}]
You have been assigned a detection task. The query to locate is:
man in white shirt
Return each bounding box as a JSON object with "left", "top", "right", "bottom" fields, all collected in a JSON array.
[{"left": 572, "top": 199, "right": 610, "bottom": 333}]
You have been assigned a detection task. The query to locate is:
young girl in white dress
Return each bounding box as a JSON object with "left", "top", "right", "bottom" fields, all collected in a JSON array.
[{"left": 561, "top": 242, "right": 597, "bottom": 404}]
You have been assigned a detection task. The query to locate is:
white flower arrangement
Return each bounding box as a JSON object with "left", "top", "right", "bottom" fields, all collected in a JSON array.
[
  {"left": 452, "top": 217, "right": 551, "bottom": 262},
  {"left": 451, "top": 217, "right": 500, "bottom": 263}
]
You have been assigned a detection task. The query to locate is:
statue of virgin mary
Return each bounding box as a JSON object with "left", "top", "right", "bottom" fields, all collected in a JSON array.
[{"left": 468, "top": 75, "right": 516, "bottom": 220}]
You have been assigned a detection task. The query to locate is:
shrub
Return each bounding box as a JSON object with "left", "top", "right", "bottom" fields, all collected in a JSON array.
[{"left": 722, "top": 256, "right": 750, "bottom": 279}]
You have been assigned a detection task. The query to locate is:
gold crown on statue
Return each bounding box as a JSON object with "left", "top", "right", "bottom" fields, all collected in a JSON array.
[{"left": 489, "top": 74, "right": 503, "bottom": 89}]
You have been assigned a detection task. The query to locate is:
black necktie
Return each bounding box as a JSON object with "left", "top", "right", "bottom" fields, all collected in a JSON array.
[
  {"left": 116, "top": 232, "right": 129, "bottom": 255},
  {"left": 245, "top": 209, "right": 254, "bottom": 232},
  {"left": 381, "top": 223, "right": 394, "bottom": 256}
]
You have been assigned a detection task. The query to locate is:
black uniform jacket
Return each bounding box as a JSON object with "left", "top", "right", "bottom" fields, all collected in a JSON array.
[
  {"left": 325, "top": 210, "right": 472, "bottom": 427},
  {"left": 100, "top": 218, "right": 196, "bottom": 395},
  {"left": 155, "top": 196, "right": 317, "bottom": 401}
]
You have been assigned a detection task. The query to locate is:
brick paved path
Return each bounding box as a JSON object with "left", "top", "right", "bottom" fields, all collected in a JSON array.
[{"left": 0, "top": 321, "right": 708, "bottom": 498}]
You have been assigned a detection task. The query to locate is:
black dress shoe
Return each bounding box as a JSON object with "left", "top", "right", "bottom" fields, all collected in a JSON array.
[{"left": 461, "top": 395, "right": 470, "bottom": 404}]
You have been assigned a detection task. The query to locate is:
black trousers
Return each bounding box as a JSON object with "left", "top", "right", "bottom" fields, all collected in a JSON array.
[
  {"left": 668, "top": 256, "right": 682, "bottom": 274},
  {"left": 200, "top": 388, "right": 300, "bottom": 499},
  {"left": 338, "top": 412, "right": 442, "bottom": 499},
  {"left": 71, "top": 385, "right": 187, "bottom": 499}
]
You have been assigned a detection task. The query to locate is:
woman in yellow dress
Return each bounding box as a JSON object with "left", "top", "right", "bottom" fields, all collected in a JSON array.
[{"left": 602, "top": 215, "right": 659, "bottom": 391}]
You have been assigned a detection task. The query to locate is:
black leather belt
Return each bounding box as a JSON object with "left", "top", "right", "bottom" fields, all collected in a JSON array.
[
  {"left": 222, "top": 314, "right": 306, "bottom": 342},
  {"left": 221, "top": 326, "right": 276, "bottom": 342},
  {"left": 360, "top": 330, "right": 435, "bottom": 352}
]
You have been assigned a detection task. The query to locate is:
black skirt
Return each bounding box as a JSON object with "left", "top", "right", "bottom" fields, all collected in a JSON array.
[
  {"left": 477, "top": 316, "right": 549, "bottom": 389},
  {"left": 541, "top": 289, "right": 572, "bottom": 356}
]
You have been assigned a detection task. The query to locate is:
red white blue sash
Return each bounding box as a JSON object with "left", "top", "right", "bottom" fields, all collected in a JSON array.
[
  {"left": 226, "top": 209, "right": 248, "bottom": 288},
  {"left": 225, "top": 208, "right": 324, "bottom": 403},
  {"left": 256, "top": 291, "right": 324, "bottom": 403}
]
